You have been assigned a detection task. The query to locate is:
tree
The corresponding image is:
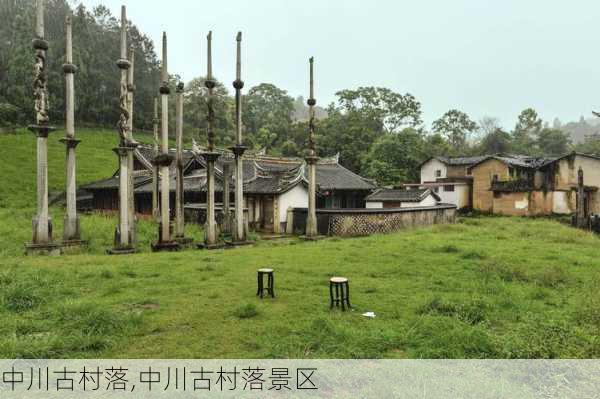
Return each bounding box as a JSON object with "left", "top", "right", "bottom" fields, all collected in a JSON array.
[
  {"left": 182, "top": 77, "right": 234, "bottom": 147},
  {"left": 575, "top": 133, "right": 600, "bottom": 155},
  {"left": 479, "top": 128, "right": 512, "bottom": 154},
  {"left": 0, "top": 1, "right": 161, "bottom": 130},
  {"left": 432, "top": 109, "right": 478, "bottom": 152},
  {"left": 335, "top": 87, "right": 422, "bottom": 132},
  {"left": 318, "top": 104, "right": 383, "bottom": 173},
  {"left": 362, "top": 128, "right": 427, "bottom": 185},
  {"left": 243, "top": 83, "right": 294, "bottom": 149},
  {"left": 512, "top": 108, "right": 542, "bottom": 154},
  {"left": 536, "top": 128, "right": 571, "bottom": 155}
]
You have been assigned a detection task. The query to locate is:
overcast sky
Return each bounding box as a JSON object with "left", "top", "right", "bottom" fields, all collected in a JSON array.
[{"left": 80, "top": 0, "right": 600, "bottom": 129}]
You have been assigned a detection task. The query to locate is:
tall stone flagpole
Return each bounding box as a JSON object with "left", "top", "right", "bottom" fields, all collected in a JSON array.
[
  {"left": 152, "top": 32, "right": 179, "bottom": 251},
  {"left": 152, "top": 97, "right": 159, "bottom": 221},
  {"left": 109, "top": 5, "right": 136, "bottom": 254},
  {"left": 230, "top": 32, "right": 250, "bottom": 245},
  {"left": 199, "top": 31, "right": 222, "bottom": 249},
  {"left": 304, "top": 57, "right": 319, "bottom": 239},
  {"left": 127, "top": 46, "right": 137, "bottom": 245},
  {"left": 174, "top": 81, "right": 191, "bottom": 244},
  {"left": 60, "top": 13, "right": 83, "bottom": 249},
  {"left": 26, "top": 0, "right": 60, "bottom": 255}
]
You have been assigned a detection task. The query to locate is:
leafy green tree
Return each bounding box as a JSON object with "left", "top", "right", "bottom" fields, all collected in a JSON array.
[
  {"left": 362, "top": 128, "right": 427, "bottom": 185},
  {"left": 479, "top": 128, "right": 512, "bottom": 154},
  {"left": 575, "top": 133, "right": 600, "bottom": 155},
  {"left": 243, "top": 83, "right": 294, "bottom": 149},
  {"left": 0, "top": 1, "right": 161, "bottom": 130},
  {"left": 182, "top": 77, "right": 234, "bottom": 147},
  {"left": 335, "top": 87, "right": 422, "bottom": 132},
  {"left": 432, "top": 109, "right": 478, "bottom": 152},
  {"left": 512, "top": 108, "right": 542, "bottom": 154},
  {"left": 536, "top": 128, "right": 571, "bottom": 155},
  {"left": 424, "top": 133, "right": 453, "bottom": 157}
]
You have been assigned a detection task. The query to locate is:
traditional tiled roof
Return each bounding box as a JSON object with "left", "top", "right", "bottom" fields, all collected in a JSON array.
[
  {"left": 467, "top": 154, "right": 554, "bottom": 170},
  {"left": 83, "top": 146, "right": 376, "bottom": 195},
  {"left": 366, "top": 188, "right": 439, "bottom": 202},
  {"left": 421, "top": 156, "right": 487, "bottom": 167}
]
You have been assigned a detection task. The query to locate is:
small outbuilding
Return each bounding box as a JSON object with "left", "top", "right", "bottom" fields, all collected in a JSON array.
[{"left": 365, "top": 188, "right": 441, "bottom": 209}]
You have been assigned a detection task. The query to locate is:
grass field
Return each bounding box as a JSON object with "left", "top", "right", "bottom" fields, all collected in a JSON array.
[{"left": 0, "top": 129, "right": 599, "bottom": 359}]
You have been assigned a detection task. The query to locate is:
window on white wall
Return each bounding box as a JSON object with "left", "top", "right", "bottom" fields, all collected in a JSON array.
[{"left": 435, "top": 170, "right": 442, "bottom": 177}]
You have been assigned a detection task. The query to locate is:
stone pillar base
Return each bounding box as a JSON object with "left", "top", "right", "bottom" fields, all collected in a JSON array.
[
  {"left": 299, "top": 235, "right": 326, "bottom": 241},
  {"left": 225, "top": 239, "right": 255, "bottom": 247},
  {"left": 111, "top": 226, "right": 135, "bottom": 254},
  {"left": 25, "top": 242, "right": 62, "bottom": 256},
  {"left": 151, "top": 241, "right": 181, "bottom": 252},
  {"left": 174, "top": 236, "right": 194, "bottom": 246},
  {"left": 197, "top": 242, "right": 226, "bottom": 250},
  {"left": 107, "top": 246, "right": 136, "bottom": 255}
]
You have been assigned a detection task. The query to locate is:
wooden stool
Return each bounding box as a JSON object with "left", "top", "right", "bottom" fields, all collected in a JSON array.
[
  {"left": 257, "top": 268, "right": 274, "bottom": 298},
  {"left": 329, "top": 277, "right": 350, "bottom": 310}
]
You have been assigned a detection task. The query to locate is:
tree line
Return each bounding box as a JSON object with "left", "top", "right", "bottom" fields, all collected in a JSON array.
[{"left": 1, "top": 1, "right": 596, "bottom": 187}]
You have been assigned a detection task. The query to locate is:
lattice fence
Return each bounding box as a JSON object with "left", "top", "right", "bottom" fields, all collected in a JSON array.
[{"left": 329, "top": 208, "right": 455, "bottom": 237}]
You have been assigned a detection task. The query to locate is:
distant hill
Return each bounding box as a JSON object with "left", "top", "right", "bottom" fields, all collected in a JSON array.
[
  {"left": 556, "top": 116, "right": 600, "bottom": 144},
  {"left": 292, "top": 96, "right": 328, "bottom": 122}
]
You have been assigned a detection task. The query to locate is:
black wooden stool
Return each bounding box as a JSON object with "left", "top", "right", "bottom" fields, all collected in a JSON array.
[
  {"left": 330, "top": 277, "right": 350, "bottom": 310},
  {"left": 257, "top": 268, "right": 275, "bottom": 298}
]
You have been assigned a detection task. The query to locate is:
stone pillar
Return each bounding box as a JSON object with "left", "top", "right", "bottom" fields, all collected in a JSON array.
[
  {"left": 26, "top": 0, "right": 60, "bottom": 255},
  {"left": 60, "top": 13, "right": 83, "bottom": 248},
  {"left": 230, "top": 32, "right": 250, "bottom": 245},
  {"left": 304, "top": 57, "right": 319, "bottom": 239},
  {"left": 174, "top": 82, "right": 191, "bottom": 244},
  {"left": 152, "top": 97, "right": 160, "bottom": 221},
  {"left": 577, "top": 167, "right": 587, "bottom": 229},
  {"left": 152, "top": 32, "right": 179, "bottom": 251},
  {"left": 109, "top": 5, "right": 136, "bottom": 255},
  {"left": 199, "top": 31, "right": 223, "bottom": 249},
  {"left": 127, "top": 46, "right": 137, "bottom": 245},
  {"left": 222, "top": 162, "right": 231, "bottom": 234}
]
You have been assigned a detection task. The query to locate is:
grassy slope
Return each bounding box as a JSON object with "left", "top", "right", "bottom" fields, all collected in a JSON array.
[
  {"left": 0, "top": 128, "right": 200, "bottom": 257},
  {"left": 0, "top": 129, "right": 599, "bottom": 358}
]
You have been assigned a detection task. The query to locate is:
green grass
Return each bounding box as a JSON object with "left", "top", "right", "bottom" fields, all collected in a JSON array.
[{"left": 1, "top": 129, "right": 600, "bottom": 358}]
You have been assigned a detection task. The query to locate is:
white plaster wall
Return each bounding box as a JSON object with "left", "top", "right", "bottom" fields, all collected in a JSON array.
[
  {"left": 278, "top": 184, "right": 308, "bottom": 223},
  {"left": 400, "top": 194, "right": 438, "bottom": 208},
  {"left": 421, "top": 159, "right": 447, "bottom": 183},
  {"left": 456, "top": 185, "right": 470, "bottom": 208},
  {"left": 366, "top": 201, "right": 383, "bottom": 208},
  {"left": 552, "top": 191, "right": 571, "bottom": 214},
  {"left": 431, "top": 184, "right": 470, "bottom": 208}
]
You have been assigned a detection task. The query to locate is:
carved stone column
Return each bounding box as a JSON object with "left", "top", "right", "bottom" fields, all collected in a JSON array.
[
  {"left": 229, "top": 32, "right": 252, "bottom": 245},
  {"left": 174, "top": 82, "right": 191, "bottom": 245},
  {"left": 59, "top": 13, "right": 84, "bottom": 250},
  {"left": 152, "top": 97, "right": 160, "bottom": 222},
  {"left": 109, "top": 5, "right": 136, "bottom": 255},
  {"left": 152, "top": 32, "right": 180, "bottom": 252},
  {"left": 126, "top": 46, "right": 137, "bottom": 245},
  {"left": 222, "top": 161, "right": 231, "bottom": 234},
  {"left": 199, "top": 31, "right": 223, "bottom": 249},
  {"left": 304, "top": 57, "right": 319, "bottom": 239},
  {"left": 26, "top": 0, "right": 60, "bottom": 256}
]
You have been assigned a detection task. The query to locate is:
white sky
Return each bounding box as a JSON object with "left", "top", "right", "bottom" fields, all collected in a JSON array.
[{"left": 79, "top": 0, "right": 600, "bottom": 129}]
